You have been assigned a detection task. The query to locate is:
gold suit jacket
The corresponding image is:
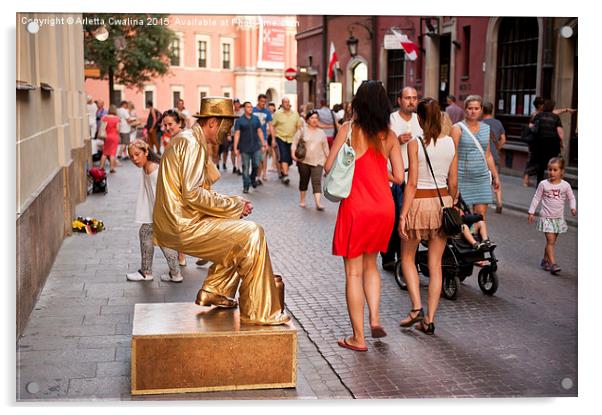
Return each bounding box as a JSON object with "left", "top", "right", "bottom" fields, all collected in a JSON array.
[{"left": 153, "top": 126, "right": 245, "bottom": 250}]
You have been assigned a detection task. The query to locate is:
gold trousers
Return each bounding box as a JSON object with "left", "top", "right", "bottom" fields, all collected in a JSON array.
[{"left": 178, "top": 217, "right": 283, "bottom": 324}]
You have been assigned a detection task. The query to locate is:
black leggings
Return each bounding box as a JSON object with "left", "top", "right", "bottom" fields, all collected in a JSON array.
[{"left": 298, "top": 162, "right": 323, "bottom": 193}]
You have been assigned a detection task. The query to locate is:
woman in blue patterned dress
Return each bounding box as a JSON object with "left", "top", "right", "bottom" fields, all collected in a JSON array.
[{"left": 450, "top": 95, "right": 500, "bottom": 224}]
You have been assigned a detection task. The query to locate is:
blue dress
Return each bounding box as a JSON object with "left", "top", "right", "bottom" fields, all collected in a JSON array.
[{"left": 457, "top": 122, "right": 493, "bottom": 205}]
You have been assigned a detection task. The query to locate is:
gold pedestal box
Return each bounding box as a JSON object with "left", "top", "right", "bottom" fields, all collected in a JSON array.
[{"left": 131, "top": 303, "right": 297, "bottom": 395}]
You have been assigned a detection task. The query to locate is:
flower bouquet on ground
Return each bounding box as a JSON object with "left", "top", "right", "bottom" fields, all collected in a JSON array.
[{"left": 72, "top": 216, "right": 105, "bottom": 235}]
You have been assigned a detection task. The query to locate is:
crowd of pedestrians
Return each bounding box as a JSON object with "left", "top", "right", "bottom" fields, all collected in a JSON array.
[{"left": 85, "top": 84, "right": 576, "bottom": 348}]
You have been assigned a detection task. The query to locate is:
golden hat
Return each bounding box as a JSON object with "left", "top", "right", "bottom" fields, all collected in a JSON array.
[{"left": 193, "top": 97, "right": 239, "bottom": 119}]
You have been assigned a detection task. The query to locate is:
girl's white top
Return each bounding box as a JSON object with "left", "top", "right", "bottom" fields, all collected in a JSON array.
[
  {"left": 528, "top": 179, "right": 576, "bottom": 219},
  {"left": 416, "top": 135, "right": 456, "bottom": 189},
  {"left": 135, "top": 167, "right": 158, "bottom": 224}
]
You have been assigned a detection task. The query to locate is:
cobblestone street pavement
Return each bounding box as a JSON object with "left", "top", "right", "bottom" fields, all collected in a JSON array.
[{"left": 17, "top": 160, "right": 577, "bottom": 400}]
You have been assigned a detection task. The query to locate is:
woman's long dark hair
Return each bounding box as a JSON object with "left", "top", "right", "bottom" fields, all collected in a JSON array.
[
  {"left": 351, "top": 80, "right": 391, "bottom": 151},
  {"left": 416, "top": 98, "right": 442, "bottom": 146}
]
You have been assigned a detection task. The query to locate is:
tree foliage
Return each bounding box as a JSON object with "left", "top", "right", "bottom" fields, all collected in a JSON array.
[{"left": 83, "top": 14, "right": 177, "bottom": 90}]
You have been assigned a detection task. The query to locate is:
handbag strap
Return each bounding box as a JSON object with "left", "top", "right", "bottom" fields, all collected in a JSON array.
[
  {"left": 417, "top": 137, "right": 444, "bottom": 208},
  {"left": 458, "top": 122, "right": 487, "bottom": 165},
  {"left": 345, "top": 120, "right": 353, "bottom": 147}
]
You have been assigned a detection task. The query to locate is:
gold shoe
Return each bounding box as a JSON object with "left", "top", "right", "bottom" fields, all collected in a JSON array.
[
  {"left": 240, "top": 312, "right": 291, "bottom": 326},
  {"left": 195, "top": 289, "right": 238, "bottom": 308},
  {"left": 273, "top": 275, "right": 285, "bottom": 313}
]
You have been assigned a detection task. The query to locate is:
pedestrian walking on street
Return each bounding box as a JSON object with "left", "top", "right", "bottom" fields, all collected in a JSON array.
[
  {"left": 234, "top": 101, "right": 266, "bottom": 193},
  {"left": 482, "top": 101, "right": 507, "bottom": 213},
  {"left": 445, "top": 95, "right": 465, "bottom": 124},
  {"left": 253, "top": 94, "right": 274, "bottom": 186},
  {"left": 398, "top": 98, "right": 458, "bottom": 336},
  {"left": 451, "top": 95, "right": 500, "bottom": 227},
  {"left": 86, "top": 95, "right": 98, "bottom": 139},
  {"left": 274, "top": 97, "right": 302, "bottom": 185},
  {"left": 317, "top": 99, "right": 338, "bottom": 148},
  {"left": 99, "top": 105, "right": 120, "bottom": 173},
  {"left": 531, "top": 99, "right": 566, "bottom": 185},
  {"left": 117, "top": 100, "right": 135, "bottom": 162},
  {"left": 328, "top": 80, "right": 404, "bottom": 351},
  {"left": 126, "top": 139, "right": 182, "bottom": 283},
  {"left": 291, "top": 109, "right": 329, "bottom": 210},
  {"left": 380, "top": 86, "right": 423, "bottom": 272},
  {"left": 144, "top": 100, "right": 162, "bottom": 156},
  {"left": 528, "top": 156, "right": 576, "bottom": 275}
]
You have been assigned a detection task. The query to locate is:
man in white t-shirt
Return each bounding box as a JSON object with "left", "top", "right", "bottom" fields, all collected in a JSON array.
[
  {"left": 175, "top": 99, "right": 191, "bottom": 128},
  {"left": 381, "top": 87, "right": 424, "bottom": 273},
  {"left": 117, "top": 100, "right": 135, "bottom": 160}
]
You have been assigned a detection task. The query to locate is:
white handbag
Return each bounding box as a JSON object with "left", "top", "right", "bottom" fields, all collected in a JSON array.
[{"left": 323, "top": 121, "right": 356, "bottom": 202}]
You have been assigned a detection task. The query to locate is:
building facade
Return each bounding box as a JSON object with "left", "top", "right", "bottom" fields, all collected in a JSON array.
[
  {"left": 17, "top": 13, "right": 90, "bottom": 336},
  {"left": 296, "top": 16, "right": 578, "bottom": 178},
  {"left": 85, "top": 15, "right": 298, "bottom": 121}
]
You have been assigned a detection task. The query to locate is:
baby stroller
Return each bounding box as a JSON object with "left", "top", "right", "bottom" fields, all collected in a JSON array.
[
  {"left": 87, "top": 167, "right": 108, "bottom": 194},
  {"left": 394, "top": 196, "right": 499, "bottom": 300}
]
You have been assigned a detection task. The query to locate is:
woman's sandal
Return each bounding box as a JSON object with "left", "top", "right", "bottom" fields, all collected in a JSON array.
[
  {"left": 416, "top": 319, "right": 435, "bottom": 335},
  {"left": 400, "top": 308, "right": 424, "bottom": 327}
]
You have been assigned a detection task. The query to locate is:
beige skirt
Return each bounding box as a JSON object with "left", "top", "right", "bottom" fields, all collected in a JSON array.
[{"left": 405, "top": 195, "right": 453, "bottom": 240}]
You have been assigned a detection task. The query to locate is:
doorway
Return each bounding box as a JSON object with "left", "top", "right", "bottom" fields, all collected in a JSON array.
[{"left": 438, "top": 34, "right": 451, "bottom": 107}]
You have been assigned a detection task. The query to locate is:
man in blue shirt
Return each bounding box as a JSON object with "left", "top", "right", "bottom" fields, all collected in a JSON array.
[
  {"left": 234, "top": 102, "right": 266, "bottom": 193},
  {"left": 253, "top": 94, "right": 274, "bottom": 185}
]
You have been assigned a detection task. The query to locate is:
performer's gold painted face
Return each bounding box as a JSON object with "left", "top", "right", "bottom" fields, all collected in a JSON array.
[{"left": 217, "top": 118, "right": 234, "bottom": 145}]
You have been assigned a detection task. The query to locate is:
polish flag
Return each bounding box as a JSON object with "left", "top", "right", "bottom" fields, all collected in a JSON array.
[
  {"left": 327, "top": 42, "right": 338, "bottom": 80},
  {"left": 393, "top": 29, "right": 419, "bottom": 61}
]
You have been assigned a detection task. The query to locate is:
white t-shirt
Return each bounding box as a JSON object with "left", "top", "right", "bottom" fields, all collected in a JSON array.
[
  {"left": 389, "top": 111, "right": 423, "bottom": 181},
  {"left": 86, "top": 103, "right": 98, "bottom": 124},
  {"left": 135, "top": 167, "right": 159, "bottom": 224},
  {"left": 117, "top": 107, "right": 131, "bottom": 134},
  {"left": 416, "top": 136, "right": 455, "bottom": 190}
]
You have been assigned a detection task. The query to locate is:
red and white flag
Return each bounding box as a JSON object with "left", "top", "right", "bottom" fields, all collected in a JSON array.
[
  {"left": 393, "top": 30, "right": 419, "bottom": 61},
  {"left": 327, "top": 41, "right": 339, "bottom": 80}
]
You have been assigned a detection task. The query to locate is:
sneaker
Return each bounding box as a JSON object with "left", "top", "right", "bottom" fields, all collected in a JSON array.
[
  {"left": 540, "top": 259, "right": 551, "bottom": 271},
  {"left": 243, "top": 188, "right": 249, "bottom": 194},
  {"left": 482, "top": 239, "right": 496, "bottom": 249},
  {"left": 126, "top": 270, "right": 153, "bottom": 281},
  {"left": 160, "top": 272, "right": 183, "bottom": 283},
  {"left": 251, "top": 181, "right": 258, "bottom": 189},
  {"left": 550, "top": 264, "right": 562, "bottom": 275}
]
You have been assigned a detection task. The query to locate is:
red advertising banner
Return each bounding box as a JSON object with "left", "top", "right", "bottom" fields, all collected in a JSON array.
[{"left": 257, "top": 16, "right": 286, "bottom": 69}]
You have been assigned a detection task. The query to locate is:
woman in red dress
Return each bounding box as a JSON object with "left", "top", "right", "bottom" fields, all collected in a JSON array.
[
  {"left": 100, "top": 105, "right": 120, "bottom": 173},
  {"left": 326, "top": 81, "right": 404, "bottom": 352}
]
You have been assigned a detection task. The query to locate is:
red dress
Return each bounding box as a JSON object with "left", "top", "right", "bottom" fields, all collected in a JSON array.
[
  {"left": 102, "top": 115, "right": 119, "bottom": 157},
  {"left": 332, "top": 147, "right": 394, "bottom": 258}
]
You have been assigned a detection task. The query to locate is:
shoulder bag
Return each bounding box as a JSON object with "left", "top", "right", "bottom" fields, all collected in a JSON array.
[
  {"left": 459, "top": 122, "right": 492, "bottom": 184},
  {"left": 294, "top": 128, "right": 307, "bottom": 161},
  {"left": 418, "top": 137, "right": 463, "bottom": 236},
  {"left": 323, "top": 121, "right": 355, "bottom": 202},
  {"left": 97, "top": 119, "right": 107, "bottom": 140}
]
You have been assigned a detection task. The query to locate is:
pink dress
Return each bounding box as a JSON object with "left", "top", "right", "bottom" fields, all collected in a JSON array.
[
  {"left": 102, "top": 115, "right": 119, "bottom": 157},
  {"left": 332, "top": 147, "right": 394, "bottom": 258}
]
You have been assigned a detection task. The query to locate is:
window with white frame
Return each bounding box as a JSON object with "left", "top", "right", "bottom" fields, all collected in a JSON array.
[
  {"left": 170, "top": 33, "right": 183, "bottom": 66},
  {"left": 171, "top": 86, "right": 185, "bottom": 109},
  {"left": 143, "top": 85, "right": 156, "bottom": 109},
  {"left": 198, "top": 86, "right": 210, "bottom": 104},
  {"left": 222, "top": 87, "right": 233, "bottom": 98},
  {"left": 112, "top": 85, "right": 124, "bottom": 105},
  {"left": 220, "top": 37, "right": 234, "bottom": 70},
  {"left": 195, "top": 34, "right": 211, "bottom": 69}
]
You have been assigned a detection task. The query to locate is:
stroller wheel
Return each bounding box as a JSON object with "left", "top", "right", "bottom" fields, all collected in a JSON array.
[
  {"left": 441, "top": 275, "right": 460, "bottom": 300},
  {"left": 478, "top": 266, "right": 499, "bottom": 296},
  {"left": 394, "top": 260, "right": 408, "bottom": 291}
]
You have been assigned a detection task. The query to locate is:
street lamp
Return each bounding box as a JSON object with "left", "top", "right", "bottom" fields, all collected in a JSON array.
[
  {"left": 346, "top": 22, "right": 373, "bottom": 58},
  {"left": 346, "top": 34, "right": 359, "bottom": 58}
]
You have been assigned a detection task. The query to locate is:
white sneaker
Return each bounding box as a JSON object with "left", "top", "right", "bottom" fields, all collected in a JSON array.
[
  {"left": 126, "top": 271, "right": 154, "bottom": 281},
  {"left": 160, "top": 273, "right": 183, "bottom": 283}
]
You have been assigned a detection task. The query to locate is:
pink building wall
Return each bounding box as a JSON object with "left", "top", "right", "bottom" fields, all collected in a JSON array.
[{"left": 86, "top": 14, "right": 298, "bottom": 123}]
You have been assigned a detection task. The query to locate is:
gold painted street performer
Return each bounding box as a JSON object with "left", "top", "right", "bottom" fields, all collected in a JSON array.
[{"left": 153, "top": 97, "right": 290, "bottom": 325}]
